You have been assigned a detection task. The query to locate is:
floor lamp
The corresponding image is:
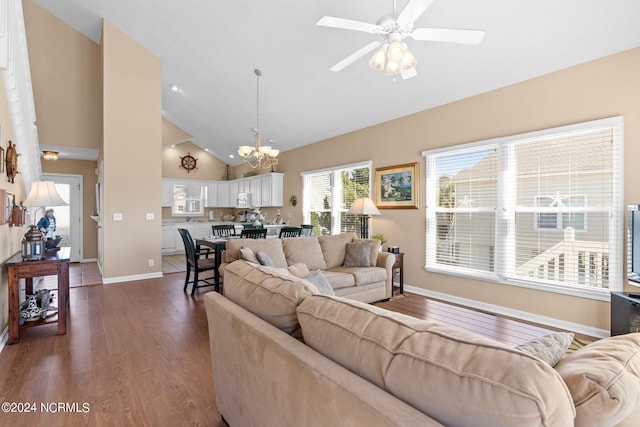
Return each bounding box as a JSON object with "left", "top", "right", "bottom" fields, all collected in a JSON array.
[{"left": 347, "top": 197, "right": 380, "bottom": 239}]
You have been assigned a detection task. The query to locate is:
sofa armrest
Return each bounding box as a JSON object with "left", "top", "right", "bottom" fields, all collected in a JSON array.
[{"left": 376, "top": 251, "right": 395, "bottom": 299}]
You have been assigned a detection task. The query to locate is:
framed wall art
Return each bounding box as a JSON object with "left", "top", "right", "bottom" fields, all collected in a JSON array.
[{"left": 375, "top": 162, "right": 419, "bottom": 209}]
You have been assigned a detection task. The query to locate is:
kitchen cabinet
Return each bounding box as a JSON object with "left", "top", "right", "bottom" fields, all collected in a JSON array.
[
  {"left": 205, "top": 183, "right": 217, "bottom": 207},
  {"left": 161, "top": 179, "right": 174, "bottom": 207},
  {"left": 250, "top": 178, "right": 262, "bottom": 207},
  {"left": 229, "top": 181, "right": 239, "bottom": 207},
  {"left": 217, "top": 182, "right": 230, "bottom": 207},
  {"left": 162, "top": 224, "right": 177, "bottom": 254},
  {"left": 259, "top": 173, "right": 283, "bottom": 206}
]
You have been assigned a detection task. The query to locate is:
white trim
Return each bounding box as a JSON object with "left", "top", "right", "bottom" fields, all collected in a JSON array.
[
  {"left": 300, "top": 160, "right": 372, "bottom": 177},
  {"left": 102, "top": 272, "right": 163, "bottom": 284},
  {"left": 0, "top": 326, "right": 7, "bottom": 354},
  {"left": 405, "top": 285, "right": 610, "bottom": 339}
]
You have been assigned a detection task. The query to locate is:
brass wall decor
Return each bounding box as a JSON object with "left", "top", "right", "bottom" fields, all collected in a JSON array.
[{"left": 5, "top": 140, "right": 19, "bottom": 183}]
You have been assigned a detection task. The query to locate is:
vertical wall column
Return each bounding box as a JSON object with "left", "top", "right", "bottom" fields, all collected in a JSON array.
[{"left": 101, "top": 20, "right": 162, "bottom": 282}]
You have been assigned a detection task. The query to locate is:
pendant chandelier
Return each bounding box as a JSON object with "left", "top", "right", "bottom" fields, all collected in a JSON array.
[{"left": 237, "top": 69, "right": 279, "bottom": 169}]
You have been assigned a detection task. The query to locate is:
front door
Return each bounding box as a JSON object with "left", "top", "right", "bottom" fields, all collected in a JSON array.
[{"left": 43, "top": 174, "right": 82, "bottom": 262}]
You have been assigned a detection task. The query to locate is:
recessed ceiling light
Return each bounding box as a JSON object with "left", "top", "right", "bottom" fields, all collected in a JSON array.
[
  {"left": 204, "top": 148, "right": 209, "bottom": 152},
  {"left": 170, "top": 144, "right": 176, "bottom": 148},
  {"left": 170, "top": 84, "right": 179, "bottom": 92},
  {"left": 229, "top": 154, "right": 234, "bottom": 159}
]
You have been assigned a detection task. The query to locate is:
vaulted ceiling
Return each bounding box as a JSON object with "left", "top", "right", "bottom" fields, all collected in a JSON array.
[{"left": 33, "top": 0, "right": 640, "bottom": 164}]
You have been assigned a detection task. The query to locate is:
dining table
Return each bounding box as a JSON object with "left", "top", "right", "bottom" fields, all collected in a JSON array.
[{"left": 196, "top": 236, "right": 238, "bottom": 292}]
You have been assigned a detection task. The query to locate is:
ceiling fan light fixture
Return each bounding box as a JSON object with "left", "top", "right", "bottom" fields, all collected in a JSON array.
[
  {"left": 401, "top": 49, "right": 417, "bottom": 70},
  {"left": 369, "top": 46, "right": 387, "bottom": 71},
  {"left": 387, "top": 40, "right": 404, "bottom": 62}
]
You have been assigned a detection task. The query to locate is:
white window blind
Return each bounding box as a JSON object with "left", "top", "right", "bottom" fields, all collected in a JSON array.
[
  {"left": 424, "top": 117, "right": 623, "bottom": 298},
  {"left": 302, "top": 162, "right": 371, "bottom": 236}
]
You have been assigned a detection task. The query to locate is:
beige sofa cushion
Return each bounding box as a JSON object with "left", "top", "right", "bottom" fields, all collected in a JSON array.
[
  {"left": 224, "top": 260, "right": 318, "bottom": 335},
  {"left": 225, "top": 238, "right": 288, "bottom": 268},
  {"left": 318, "top": 233, "right": 356, "bottom": 269},
  {"left": 555, "top": 333, "right": 640, "bottom": 427},
  {"left": 328, "top": 266, "right": 386, "bottom": 286},
  {"left": 297, "top": 295, "right": 575, "bottom": 427},
  {"left": 282, "top": 237, "right": 327, "bottom": 270},
  {"left": 322, "top": 270, "right": 355, "bottom": 290}
]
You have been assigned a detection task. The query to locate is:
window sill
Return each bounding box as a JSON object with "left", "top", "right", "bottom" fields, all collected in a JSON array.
[{"left": 425, "top": 264, "right": 614, "bottom": 302}]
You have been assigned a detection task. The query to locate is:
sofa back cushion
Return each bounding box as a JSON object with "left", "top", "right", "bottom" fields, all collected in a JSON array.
[
  {"left": 318, "top": 233, "right": 356, "bottom": 269},
  {"left": 297, "top": 295, "right": 575, "bottom": 427},
  {"left": 224, "top": 238, "right": 288, "bottom": 268},
  {"left": 224, "top": 260, "right": 318, "bottom": 335},
  {"left": 282, "top": 237, "right": 327, "bottom": 270},
  {"left": 555, "top": 333, "right": 640, "bottom": 427}
]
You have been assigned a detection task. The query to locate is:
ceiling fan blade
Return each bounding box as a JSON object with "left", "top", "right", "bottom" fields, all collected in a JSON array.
[
  {"left": 401, "top": 67, "right": 417, "bottom": 80},
  {"left": 317, "top": 16, "right": 380, "bottom": 34},
  {"left": 330, "top": 41, "right": 381, "bottom": 72},
  {"left": 412, "top": 28, "right": 485, "bottom": 45},
  {"left": 397, "top": 0, "right": 435, "bottom": 27}
]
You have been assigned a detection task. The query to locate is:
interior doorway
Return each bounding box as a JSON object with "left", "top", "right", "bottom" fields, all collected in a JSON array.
[{"left": 42, "top": 173, "right": 83, "bottom": 262}]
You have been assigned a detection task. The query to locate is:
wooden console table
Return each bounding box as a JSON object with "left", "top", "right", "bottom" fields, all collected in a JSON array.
[{"left": 5, "top": 247, "right": 71, "bottom": 344}]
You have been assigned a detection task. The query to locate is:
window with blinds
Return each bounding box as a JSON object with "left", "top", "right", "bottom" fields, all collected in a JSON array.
[
  {"left": 424, "top": 117, "right": 623, "bottom": 297},
  {"left": 301, "top": 162, "right": 371, "bottom": 236}
]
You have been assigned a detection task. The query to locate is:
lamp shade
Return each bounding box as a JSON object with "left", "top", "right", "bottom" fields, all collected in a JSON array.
[
  {"left": 23, "top": 181, "right": 68, "bottom": 207},
  {"left": 347, "top": 197, "right": 380, "bottom": 216}
]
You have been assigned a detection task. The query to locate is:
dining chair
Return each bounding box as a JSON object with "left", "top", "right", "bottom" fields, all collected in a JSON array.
[
  {"left": 300, "top": 224, "right": 314, "bottom": 236},
  {"left": 178, "top": 228, "right": 216, "bottom": 295},
  {"left": 279, "top": 226, "right": 302, "bottom": 238},
  {"left": 240, "top": 228, "right": 268, "bottom": 239},
  {"left": 212, "top": 224, "right": 236, "bottom": 238}
]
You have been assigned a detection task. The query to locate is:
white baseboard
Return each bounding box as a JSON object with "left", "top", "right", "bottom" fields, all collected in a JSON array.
[
  {"left": 81, "top": 257, "right": 97, "bottom": 263},
  {"left": 0, "top": 326, "right": 8, "bottom": 354},
  {"left": 102, "top": 272, "right": 163, "bottom": 284},
  {"left": 405, "top": 284, "right": 610, "bottom": 339}
]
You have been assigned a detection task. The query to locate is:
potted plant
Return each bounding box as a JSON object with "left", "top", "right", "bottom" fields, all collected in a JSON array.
[{"left": 371, "top": 233, "right": 388, "bottom": 250}]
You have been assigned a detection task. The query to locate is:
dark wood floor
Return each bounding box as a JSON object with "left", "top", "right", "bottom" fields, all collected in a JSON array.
[{"left": 0, "top": 267, "right": 587, "bottom": 426}]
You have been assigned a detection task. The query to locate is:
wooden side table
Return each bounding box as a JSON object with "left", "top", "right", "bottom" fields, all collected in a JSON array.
[
  {"left": 5, "top": 247, "right": 71, "bottom": 344},
  {"left": 391, "top": 252, "right": 404, "bottom": 295}
]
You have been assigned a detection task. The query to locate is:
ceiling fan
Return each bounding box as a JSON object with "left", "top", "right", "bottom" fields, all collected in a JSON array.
[{"left": 317, "top": 0, "right": 485, "bottom": 80}]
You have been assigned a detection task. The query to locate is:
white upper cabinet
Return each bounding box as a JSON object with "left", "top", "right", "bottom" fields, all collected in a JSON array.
[{"left": 161, "top": 173, "right": 283, "bottom": 210}]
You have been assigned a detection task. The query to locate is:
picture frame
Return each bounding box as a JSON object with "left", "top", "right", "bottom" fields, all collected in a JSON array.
[{"left": 375, "top": 162, "right": 419, "bottom": 209}]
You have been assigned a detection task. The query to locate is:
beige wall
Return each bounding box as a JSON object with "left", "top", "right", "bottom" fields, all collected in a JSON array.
[
  {"left": 23, "top": 0, "right": 102, "bottom": 151},
  {"left": 162, "top": 119, "right": 191, "bottom": 148},
  {"left": 0, "top": 73, "right": 28, "bottom": 336},
  {"left": 41, "top": 159, "right": 98, "bottom": 260},
  {"left": 276, "top": 48, "right": 640, "bottom": 332},
  {"left": 101, "top": 20, "right": 162, "bottom": 280}
]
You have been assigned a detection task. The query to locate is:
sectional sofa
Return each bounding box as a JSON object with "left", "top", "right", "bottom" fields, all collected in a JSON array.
[
  {"left": 205, "top": 259, "right": 640, "bottom": 427},
  {"left": 219, "top": 232, "right": 395, "bottom": 303}
]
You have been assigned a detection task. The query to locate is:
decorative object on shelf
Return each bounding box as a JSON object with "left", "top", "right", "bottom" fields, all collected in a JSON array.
[
  {"left": 388, "top": 246, "right": 400, "bottom": 254},
  {"left": 179, "top": 152, "right": 198, "bottom": 173},
  {"left": 22, "top": 181, "right": 68, "bottom": 260},
  {"left": 5, "top": 140, "right": 19, "bottom": 183},
  {"left": 289, "top": 195, "right": 297, "bottom": 206},
  {"left": 316, "top": 0, "right": 484, "bottom": 80},
  {"left": 42, "top": 150, "right": 59, "bottom": 160},
  {"left": 18, "top": 288, "right": 56, "bottom": 324},
  {"left": 348, "top": 197, "right": 381, "bottom": 239},
  {"left": 237, "top": 69, "right": 279, "bottom": 169},
  {"left": 9, "top": 193, "right": 23, "bottom": 227},
  {"left": 375, "top": 162, "right": 419, "bottom": 209}
]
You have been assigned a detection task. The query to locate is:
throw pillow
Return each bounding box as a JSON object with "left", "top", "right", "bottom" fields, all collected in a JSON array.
[
  {"left": 305, "top": 270, "right": 335, "bottom": 296},
  {"left": 287, "top": 263, "right": 310, "bottom": 278},
  {"left": 256, "top": 250, "right": 275, "bottom": 267},
  {"left": 342, "top": 241, "right": 372, "bottom": 267},
  {"left": 515, "top": 332, "right": 574, "bottom": 366},
  {"left": 239, "top": 247, "right": 259, "bottom": 264}
]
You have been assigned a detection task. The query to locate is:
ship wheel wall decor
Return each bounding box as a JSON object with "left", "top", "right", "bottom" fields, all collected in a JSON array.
[
  {"left": 179, "top": 152, "right": 198, "bottom": 173},
  {"left": 5, "top": 140, "right": 19, "bottom": 183}
]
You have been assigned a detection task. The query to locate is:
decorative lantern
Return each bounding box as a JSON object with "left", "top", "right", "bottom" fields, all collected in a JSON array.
[{"left": 22, "top": 225, "right": 44, "bottom": 261}]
